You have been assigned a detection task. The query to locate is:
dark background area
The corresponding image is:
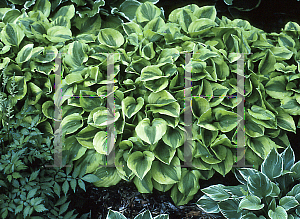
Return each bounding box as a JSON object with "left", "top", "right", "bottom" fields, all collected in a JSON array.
[{"left": 156, "top": 0, "right": 300, "bottom": 33}]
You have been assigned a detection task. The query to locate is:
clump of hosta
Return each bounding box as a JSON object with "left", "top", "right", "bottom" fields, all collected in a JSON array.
[
  {"left": 197, "top": 145, "right": 300, "bottom": 219},
  {"left": 106, "top": 209, "right": 168, "bottom": 219}
]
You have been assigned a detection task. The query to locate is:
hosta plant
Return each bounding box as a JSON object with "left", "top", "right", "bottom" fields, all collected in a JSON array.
[
  {"left": 197, "top": 145, "right": 300, "bottom": 219},
  {"left": 106, "top": 209, "right": 168, "bottom": 219}
]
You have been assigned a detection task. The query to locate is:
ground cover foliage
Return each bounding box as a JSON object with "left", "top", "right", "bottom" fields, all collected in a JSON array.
[{"left": 0, "top": 0, "right": 300, "bottom": 218}]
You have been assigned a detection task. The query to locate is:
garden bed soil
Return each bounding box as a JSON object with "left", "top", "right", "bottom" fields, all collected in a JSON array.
[{"left": 69, "top": 170, "right": 241, "bottom": 219}]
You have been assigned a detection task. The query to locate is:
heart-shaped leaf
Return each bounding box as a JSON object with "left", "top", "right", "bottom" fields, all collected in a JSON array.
[
  {"left": 127, "top": 151, "right": 155, "bottom": 179},
  {"left": 135, "top": 118, "right": 167, "bottom": 145}
]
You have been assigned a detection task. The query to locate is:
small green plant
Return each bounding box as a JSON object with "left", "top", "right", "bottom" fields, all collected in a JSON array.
[{"left": 197, "top": 145, "right": 300, "bottom": 219}]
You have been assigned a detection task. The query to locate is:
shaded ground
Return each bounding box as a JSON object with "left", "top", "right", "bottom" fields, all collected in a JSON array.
[{"left": 69, "top": 171, "right": 242, "bottom": 219}]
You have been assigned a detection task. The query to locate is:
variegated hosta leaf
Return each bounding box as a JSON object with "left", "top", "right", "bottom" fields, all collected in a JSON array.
[
  {"left": 248, "top": 172, "right": 273, "bottom": 198},
  {"left": 201, "top": 184, "right": 231, "bottom": 202},
  {"left": 45, "top": 26, "right": 72, "bottom": 43},
  {"left": 76, "top": 125, "right": 99, "bottom": 149},
  {"left": 266, "top": 75, "right": 292, "bottom": 100},
  {"left": 261, "top": 148, "right": 283, "bottom": 181},
  {"left": 147, "top": 90, "right": 176, "bottom": 106},
  {"left": 127, "top": 151, "right": 155, "bottom": 180},
  {"left": 122, "top": 96, "right": 144, "bottom": 119},
  {"left": 93, "top": 131, "right": 116, "bottom": 155},
  {"left": 64, "top": 41, "right": 88, "bottom": 69},
  {"left": 34, "top": 46, "right": 57, "bottom": 63},
  {"left": 188, "top": 18, "right": 216, "bottom": 37},
  {"left": 152, "top": 156, "right": 181, "bottom": 184},
  {"left": 93, "top": 166, "right": 121, "bottom": 187},
  {"left": 33, "top": 0, "right": 51, "bottom": 17},
  {"left": 196, "top": 195, "right": 220, "bottom": 214},
  {"left": 51, "top": 4, "right": 75, "bottom": 21},
  {"left": 27, "top": 82, "right": 42, "bottom": 105},
  {"left": 178, "top": 169, "right": 201, "bottom": 197},
  {"left": 162, "top": 126, "right": 185, "bottom": 149},
  {"left": 152, "top": 142, "right": 176, "bottom": 165},
  {"left": 135, "top": 118, "right": 167, "bottom": 145},
  {"left": 212, "top": 148, "right": 234, "bottom": 176},
  {"left": 248, "top": 105, "right": 276, "bottom": 121},
  {"left": 1, "top": 23, "right": 24, "bottom": 47},
  {"left": 135, "top": 2, "right": 161, "bottom": 23},
  {"left": 115, "top": 150, "right": 134, "bottom": 181},
  {"left": 171, "top": 184, "right": 194, "bottom": 206},
  {"left": 213, "top": 108, "right": 242, "bottom": 132},
  {"left": 144, "top": 77, "right": 169, "bottom": 93},
  {"left": 133, "top": 172, "right": 153, "bottom": 193},
  {"left": 42, "top": 100, "right": 54, "bottom": 119},
  {"left": 98, "top": 28, "right": 124, "bottom": 48},
  {"left": 79, "top": 90, "right": 103, "bottom": 112},
  {"left": 178, "top": 9, "right": 196, "bottom": 33},
  {"left": 15, "top": 44, "right": 33, "bottom": 64},
  {"left": 268, "top": 206, "right": 288, "bottom": 219},
  {"left": 141, "top": 65, "right": 165, "bottom": 81},
  {"left": 149, "top": 102, "right": 180, "bottom": 118},
  {"left": 61, "top": 113, "right": 83, "bottom": 135},
  {"left": 193, "top": 6, "right": 216, "bottom": 20},
  {"left": 197, "top": 108, "right": 218, "bottom": 131},
  {"left": 239, "top": 195, "right": 264, "bottom": 210}
]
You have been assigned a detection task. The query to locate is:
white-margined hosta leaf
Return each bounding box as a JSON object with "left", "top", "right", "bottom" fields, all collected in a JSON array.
[
  {"left": 127, "top": 151, "right": 154, "bottom": 180},
  {"left": 152, "top": 156, "right": 181, "bottom": 184},
  {"left": 218, "top": 199, "right": 243, "bottom": 219},
  {"left": 201, "top": 184, "right": 231, "bottom": 202},
  {"left": 98, "top": 28, "right": 124, "bottom": 48},
  {"left": 212, "top": 148, "right": 234, "bottom": 176},
  {"left": 135, "top": 118, "right": 167, "bottom": 145},
  {"left": 247, "top": 172, "right": 272, "bottom": 198},
  {"left": 279, "top": 196, "right": 299, "bottom": 211},
  {"left": 196, "top": 195, "right": 220, "bottom": 214},
  {"left": 280, "top": 145, "right": 295, "bottom": 171},
  {"left": 135, "top": 2, "right": 161, "bottom": 23},
  {"left": 268, "top": 206, "right": 288, "bottom": 219},
  {"left": 152, "top": 180, "right": 173, "bottom": 192},
  {"left": 261, "top": 148, "right": 283, "bottom": 181},
  {"left": 239, "top": 195, "right": 264, "bottom": 210}
]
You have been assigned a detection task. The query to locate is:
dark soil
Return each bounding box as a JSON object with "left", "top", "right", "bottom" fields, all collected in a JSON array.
[{"left": 69, "top": 170, "right": 241, "bottom": 219}]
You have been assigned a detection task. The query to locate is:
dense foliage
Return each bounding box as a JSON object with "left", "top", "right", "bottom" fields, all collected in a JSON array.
[
  {"left": 0, "top": 0, "right": 300, "bottom": 217},
  {"left": 197, "top": 146, "right": 300, "bottom": 219}
]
